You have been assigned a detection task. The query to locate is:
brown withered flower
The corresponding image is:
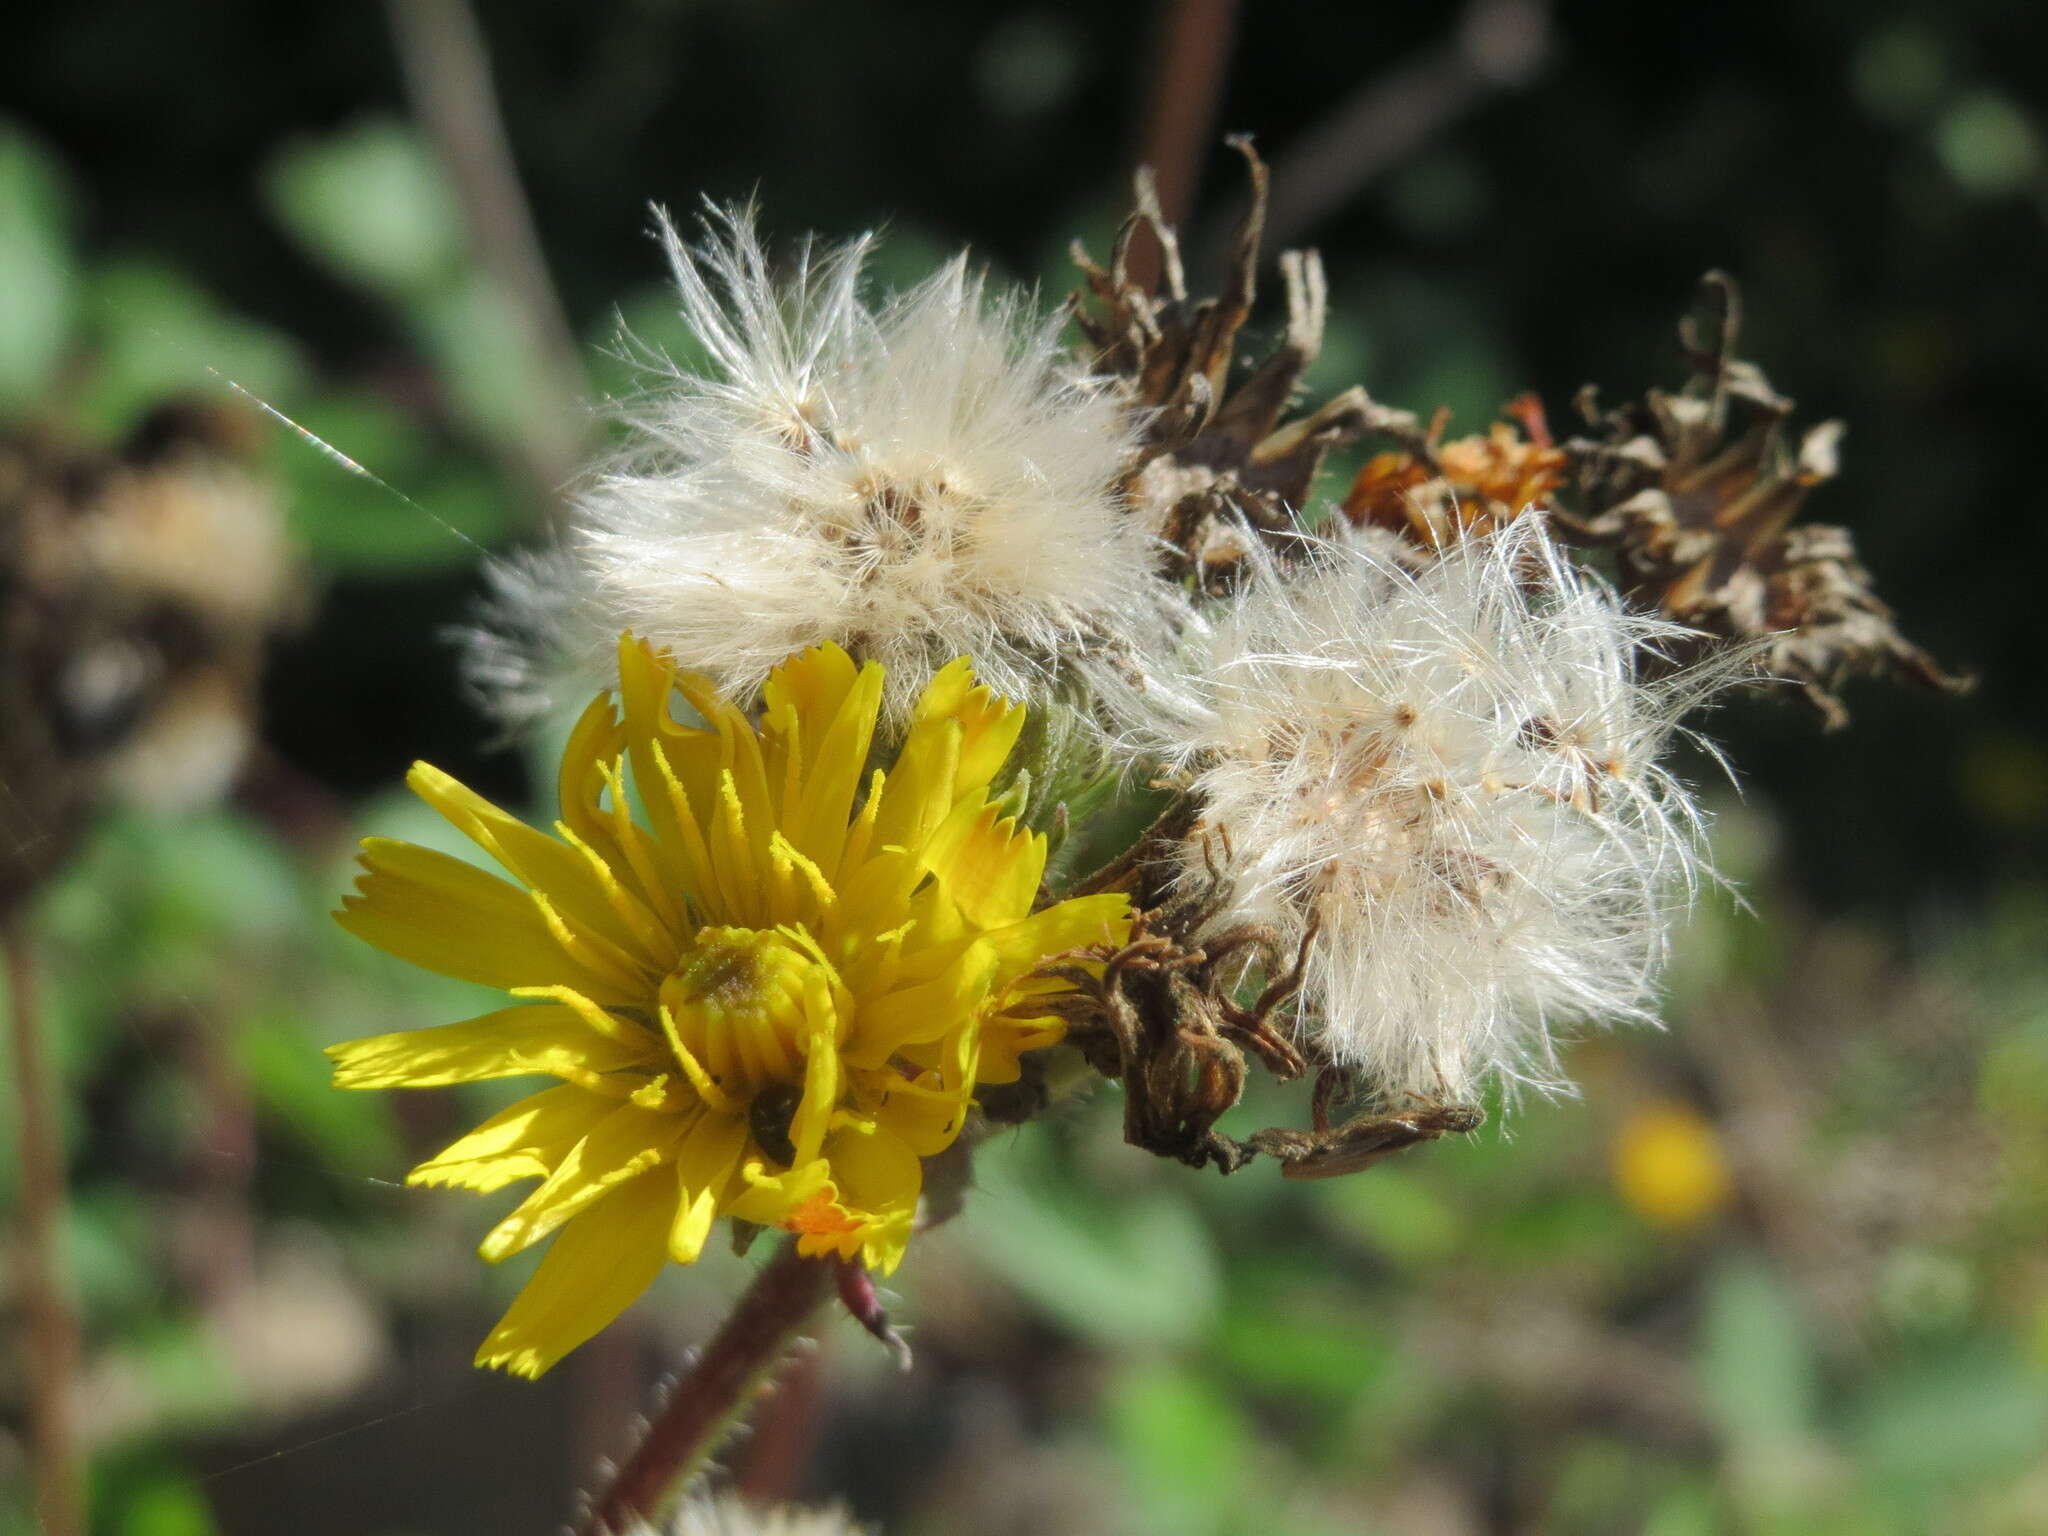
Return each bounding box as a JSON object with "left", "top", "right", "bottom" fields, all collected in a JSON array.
[
  {"left": 1338, "top": 391, "right": 1568, "bottom": 549},
  {"left": 1565, "top": 272, "right": 1969, "bottom": 727},
  {"left": 1070, "top": 138, "right": 1371, "bottom": 591},
  {"left": 1032, "top": 812, "right": 1487, "bottom": 1180},
  {"left": 0, "top": 401, "right": 300, "bottom": 915},
  {"left": 1033, "top": 817, "right": 1310, "bottom": 1174}
]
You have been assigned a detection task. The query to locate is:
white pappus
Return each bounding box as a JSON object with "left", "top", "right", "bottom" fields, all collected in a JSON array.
[
  {"left": 1116, "top": 516, "right": 1736, "bottom": 1106},
  {"left": 472, "top": 205, "right": 1164, "bottom": 728}
]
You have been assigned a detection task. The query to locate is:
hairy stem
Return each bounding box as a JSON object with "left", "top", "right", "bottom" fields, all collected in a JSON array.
[
  {"left": 4, "top": 921, "right": 85, "bottom": 1536},
  {"left": 574, "top": 1239, "right": 831, "bottom": 1535}
]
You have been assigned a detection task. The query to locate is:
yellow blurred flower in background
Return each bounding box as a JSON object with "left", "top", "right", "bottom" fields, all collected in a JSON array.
[
  {"left": 1611, "top": 1098, "right": 1734, "bottom": 1231},
  {"left": 328, "top": 635, "right": 1127, "bottom": 1376}
]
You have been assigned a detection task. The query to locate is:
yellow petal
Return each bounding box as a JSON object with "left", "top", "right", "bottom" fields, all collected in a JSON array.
[
  {"left": 480, "top": 1100, "right": 687, "bottom": 1261},
  {"left": 555, "top": 819, "right": 680, "bottom": 962},
  {"left": 767, "top": 831, "right": 837, "bottom": 932},
  {"left": 795, "top": 1126, "right": 922, "bottom": 1272},
  {"left": 835, "top": 766, "right": 887, "bottom": 876},
  {"left": 723, "top": 1153, "right": 834, "bottom": 1228},
  {"left": 336, "top": 839, "right": 640, "bottom": 1004},
  {"left": 789, "top": 975, "right": 843, "bottom": 1164},
  {"left": 982, "top": 892, "right": 1132, "bottom": 981},
  {"left": 474, "top": 1168, "right": 676, "bottom": 1377},
  {"left": 616, "top": 636, "right": 702, "bottom": 850},
  {"left": 688, "top": 673, "right": 778, "bottom": 898},
  {"left": 595, "top": 760, "right": 689, "bottom": 938},
  {"left": 328, "top": 1004, "right": 662, "bottom": 1091},
  {"left": 670, "top": 1112, "right": 748, "bottom": 1262},
  {"left": 830, "top": 845, "right": 925, "bottom": 942},
  {"left": 408, "top": 762, "right": 667, "bottom": 976},
  {"left": 760, "top": 642, "right": 854, "bottom": 789},
  {"left": 918, "top": 799, "right": 1045, "bottom": 927},
  {"left": 509, "top": 984, "right": 670, "bottom": 1049},
  {"left": 872, "top": 1050, "right": 976, "bottom": 1156},
  {"left": 974, "top": 1016, "right": 1064, "bottom": 1086},
  {"left": 848, "top": 941, "right": 1000, "bottom": 1063},
  {"left": 555, "top": 692, "right": 628, "bottom": 848},
  {"left": 827, "top": 1123, "right": 922, "bottom": 1212},
  {"left": 407, "top": 1085, "right": 609, "bottom": 1192},
  {"left": 763, "top": 647, "right": 884, "bottom": 879},
  {"left": 554, "top": 699, "right": 690, "bottom": 942},
  {"left": 868, "top": 717, "right": 961, "bottom": 857},
  {"left": 910, "top": 658, "right": 1026, "bottom": 787},
  {"left": 709, "top": 771, "right": 764, "bottom": 926},
  {"left": 644, "top": 741, "right": 724, "bottom": 922}
]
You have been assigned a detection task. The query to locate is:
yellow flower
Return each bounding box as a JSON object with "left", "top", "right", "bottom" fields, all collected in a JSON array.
[
  {"left": 329, "top": 636, "right": 1128, "bottom": 1377},
  {"left": 1610, "top": 1098, "right": 1733, "bottom": 1232}
]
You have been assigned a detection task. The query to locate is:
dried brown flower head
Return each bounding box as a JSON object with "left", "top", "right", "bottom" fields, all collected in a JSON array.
[
  {"left": 1070, "top": 138, "right": 1371, "bottom": 591},
  {"left": 0, "top": 401, "right": 299, "bottom": 914},
  {"left": 1565, "top": 272, "right": 1969, "bottom": 726},
  {"left": 1339, "top": 392, "right": 1568, "bottom": 549},
  {"left": 1034, "top": 819, "right": 1310, "bottom": 1174}
]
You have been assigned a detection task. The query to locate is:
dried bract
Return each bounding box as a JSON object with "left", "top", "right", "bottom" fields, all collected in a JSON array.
[
  {"left": 1566, "top": 272, "right": 1969, "bottom": 727},
  {"left": 1249, "top": 1091, "right": 1485, "bottom": 1180},
  {"left": 1071, "top": 140, "right": 1371, "bottom": 591},
  {"left": 1034, "top": 821, "right": 1309, "bottom": 1172}
]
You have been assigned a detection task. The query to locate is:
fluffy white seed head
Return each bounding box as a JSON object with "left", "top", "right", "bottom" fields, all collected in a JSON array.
[
  {"left": 475, "top": 206, "right": 1161, "bottom": 726},
  {"left": 633, "top": 1494, "right": 866, "bottom": 1536},
  {"left": 1118, "top": 517, "right": 1732, "bottom": 1105}
]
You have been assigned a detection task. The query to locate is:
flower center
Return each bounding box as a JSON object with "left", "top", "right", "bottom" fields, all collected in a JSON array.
[{"left": 659, "top": 925, "right": 822, "bottom": 1101}]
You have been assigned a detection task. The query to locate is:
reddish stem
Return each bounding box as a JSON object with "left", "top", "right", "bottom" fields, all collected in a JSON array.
[
  {"left": 5, "top": 921, "right": 85, "bottom": 1536},
  {"left": 574, "top": 1240, "right": 831, "bottom": 1535}
]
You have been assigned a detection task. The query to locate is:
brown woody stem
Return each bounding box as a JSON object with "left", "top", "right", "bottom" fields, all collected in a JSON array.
[
  {"left": 5, "top": 921, "right": 85, "bottom": 1536},
  {"left": 574, "top": 1238, "right": 831, "bottom": 1535}
]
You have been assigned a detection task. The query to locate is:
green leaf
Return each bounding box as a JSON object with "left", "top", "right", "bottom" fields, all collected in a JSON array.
[
  {"left": 1313, "top": 1165, "right": 1462, "bottom": 1268},
  {"left": 1935, "top": 94, "right": 2042, "bottom": 199},
  {"left": 1640, "top": 1482, "right": 1724, "bottom": 1536},
  {"left": 1696, "top": 1256, "right": 1819, "bottom": 1449},
  {"left": 1106, "top": 1362, "right": 1252, "bottom": 1536},
  {"left": 116, "top": 1471, "right": 220, "bottom": 1536},
  {"left": 265, "top": 118, "right": 463, "bottom": 298},
  {"left": 79, "top": 259, "right": 304, "bottom": 436},
  {"left": 1850, "top": 1342, "right": 2048, "bottom": 1494},
  {"left": 277, "top": 393, "right": 508, "bottom": 572},
  {"left": 237, "top": 1016, "right": 402, "bottom": 1177},
  {"left": 414, "top": 272, "right": 552, "bottom": 452},
  {"left": 955, "top": 1131, "right": 1220, "bottom": 1350},
  {"left": 66, "top": 1189, "right": 159, "bottom": 1320},
  {"left": 1212, "top": 1285, "right": 1386, "bottom": 1408},
  {"left": 0, "top": 123, "right": 75, "bottom": 410}
]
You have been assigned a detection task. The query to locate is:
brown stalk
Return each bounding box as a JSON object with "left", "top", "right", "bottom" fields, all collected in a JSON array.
[
  {"left": 1207, "top": 0, "right": 1552, "bottom": 263},
  {"left": 5, "top": 921, "right": 85, "bottom": 1536},
  {"left": 1128, "top": 0, "right": 1242, "bottom": 291},
  {"left": 385, "top": 0, "right": 588, "bottom": 527}
]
